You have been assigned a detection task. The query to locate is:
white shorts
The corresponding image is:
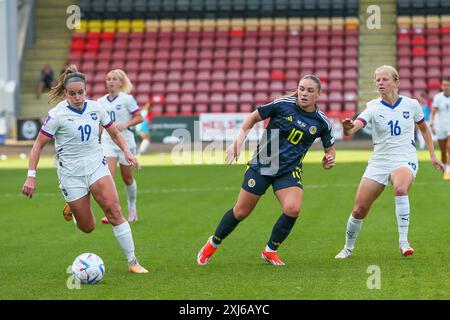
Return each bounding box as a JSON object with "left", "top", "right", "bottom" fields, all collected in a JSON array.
[
  {"left": 102, "top": 143, "right": 136, "bottom": 166},
  {"left": 363, "top": 158, "right": 418, "bottom": 186},
  {"left": 434, "top": 124, "right": 450, "bottom": 140},
  {"left": 58, "top": 161, "right": 111, "bottom": 202}
]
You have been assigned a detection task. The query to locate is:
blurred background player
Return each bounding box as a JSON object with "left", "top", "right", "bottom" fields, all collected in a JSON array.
[
  {"left": 98, "top": 69, "right": 143, "bottom": 223},
  {"left": 22, "top": 65, "right": 148, "bottom": 273},
  {"left": 136, "top": 101, "right": 152, "bottom": 155},
  {"left": 415, "top": 91, "right": 432, "bottom": 149},
  {"left": 197, "top": 75, "right": 336, "bottom": 266},
  {"left": 429, "top": 77, "right": 450, "bottom": 180},
  {"left": 335, "top": 65, "right": 444, "bottom": 260},
  {"left": 36, "top": 63, "right": 55, "bottom": 99}
]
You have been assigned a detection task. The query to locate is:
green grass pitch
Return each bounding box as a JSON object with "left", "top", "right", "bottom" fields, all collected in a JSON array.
[{"left": 0, "top": 151, "right": 449, "bottom": 299}]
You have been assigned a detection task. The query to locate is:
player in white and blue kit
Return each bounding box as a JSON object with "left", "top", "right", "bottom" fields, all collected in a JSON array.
[
  {"left": 98, "top": 69, "right": 143, "bottom": 223},
  {"left": 335, "top": 66, "right": 444, "bottom": 259},
  {"left": 22, "top": 66, "right": 148, "bottom": 273},
  {"left": 197, "top": 75, "right": 336, "bottom": 266},
  {"left": 429, "top": 77, "right": 450, "bottom": 180}
]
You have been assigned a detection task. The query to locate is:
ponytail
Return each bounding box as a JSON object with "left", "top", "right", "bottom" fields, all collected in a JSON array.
[{"left": 48, "top": 64, "right": 86, "bottom": 103}]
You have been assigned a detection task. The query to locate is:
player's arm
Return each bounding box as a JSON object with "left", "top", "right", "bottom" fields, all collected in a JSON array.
[
  {"left": 22, "top": 133, "right": 52, "bottom": 198},
  {"left": 418, "top": 120, "right": 445, "bottom": 171},
  {"left": 429, "top": 105, "right": 438, "bottom": 131},
  {"left": 226, "top": 110, "right": 262, "bottom": 164},
  {"left": 106, "top": 124, "right": 140, "bottom": 169},
  {"left": 322, "top": 145, "right": 336, "bottom": 170},
  {"left": 116, "top": 111, "right": 143, "bottom": 132},
  {"left": 342, "top": 118, "right": 365, "bottom": 136}
]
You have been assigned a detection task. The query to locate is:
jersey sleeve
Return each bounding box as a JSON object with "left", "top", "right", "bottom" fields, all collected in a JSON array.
[
  {"left": 413, "top": 99, "right": 425, "bottom": 124},
  {"left": 127, "top": 95, "right": 140, "bottom": 114},
  {"left": 320, "top": 121, "right": 335, "bottom": 148},
  {"left": 432, "top": 94, "right": 440, "bottom": 108},
  {"left": 99, "top": 105, "right": 113, "bottom": 128},
  {"left": 257, "top": 100, "right": 279, "bottom": 120},
  {"left": 40, "top": 112, "right": 59, "bottom": 138},
  {"left": 356, "top": 106, "right": 373, "bottom": 127}
]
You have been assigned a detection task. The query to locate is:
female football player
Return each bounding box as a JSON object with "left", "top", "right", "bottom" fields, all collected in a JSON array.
[
  {"left": 335, "top": 65, "right": 444, "bottom": 259},
  {"left": 429, "top": 77, "right": 450, "bottom": 180},
  {"left": 197, "top": 75, "right": 336, "bottom": 266},
  {"left": 98, "top": 69, "right": 143, "bottom": 223},
  {"left": 22, "top": 65, "right": 148, "bottom": 273}
]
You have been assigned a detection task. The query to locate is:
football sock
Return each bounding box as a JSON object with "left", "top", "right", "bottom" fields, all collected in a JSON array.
[
  {"left": 112, "top": 221, "right": 136, "bottom": 262},
  {"left": 345, "top": 214, "right": 363, "bottom": 251},
  {"left": 267, "top": 213, "right": 297, "bottom": 251},
  {"left": 138, "top": 139, "right": 150, "bottom": 155},
  {"left": 395, "top": 195, "right": 410, "bottom": 245},
  {"left": 212, "top": 208, "right": 241, "bottom": 246},
  {"left": 125, "top": 179, "right": 137, "bottom": 209}
]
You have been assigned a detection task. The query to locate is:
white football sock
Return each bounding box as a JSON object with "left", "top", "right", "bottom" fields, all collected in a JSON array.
[
  {"left": 125, "top": 179, "right": 137, "bottom": 209},
  {"left": 395, "top": 195, "right": 410, "bottom": 245},
  {"left": 138, "top": 139, "right": 150, "bottom": 155},
  {"left": 113, "top": 221, "right": 136, "bottom": 262},
  {"left": 265, "top": 245, "right": 276, "bottom": 253},
  {"left": 344, "top": 214, "right": 363, "bottom": 251}
]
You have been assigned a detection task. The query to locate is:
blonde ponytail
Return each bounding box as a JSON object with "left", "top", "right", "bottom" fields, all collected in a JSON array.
[{"left": 108, "top": 69, "right": 133, "bottom": 94}]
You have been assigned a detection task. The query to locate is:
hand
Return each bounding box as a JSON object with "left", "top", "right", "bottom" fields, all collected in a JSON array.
[
  {"left": 22, "top": 177, "right": 36, "bottom": 198},
  {"left": 342, "top": 118, "right": 354, "bottom": 130},
  {"left": 322, "top": 154, "right": 335, "bottom": 170},
  {"left": 115, "top": 123, "right": 126, "bottom": 132},
  {"left": 431, "top": 155, "right": 445, "bottom": 172},
  {"left": 225, "top": 141, "right": 241, "bottom": 164},
  {"left": 125, "top": 152, "right": 141, "bottom": 170},
  {"left": 429, "top": 122, "right": 436, "bottom": 135}
]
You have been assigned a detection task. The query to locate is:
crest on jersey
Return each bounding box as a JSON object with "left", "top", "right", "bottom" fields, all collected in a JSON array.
[
  {"left": 403, "top": 111, "right": 410, "bottom": 119},
  {"left": 115, "top": 105, "right": 122, "bottom": 110},
  {"left": 309, "top": 126, "right": 317, "bottom": 134},
  {"left": 248, "top": 179, "right": 256, "bottom": 188},
  {"left": 90, "top": 113, "right": 98, "bottom": 120}
]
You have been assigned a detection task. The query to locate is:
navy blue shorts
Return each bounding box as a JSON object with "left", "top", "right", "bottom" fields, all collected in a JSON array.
[{"left": 241, "top": 167, "right": 303, "bottom": 196}]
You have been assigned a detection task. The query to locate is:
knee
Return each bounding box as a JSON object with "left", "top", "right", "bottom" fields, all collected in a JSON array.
[
  {"left": 79, "top": 223, "right": 95, "bottom": 234},
  {"left": 352, "top": 204, "right": 369, "bottom": 219},
  {"left": 232, "top": 206, "right": 252, "bottom": 220},
  {"left": 394, "top": 185, "right": 409, "bottom": 196},
  {"left": 123, "top": 176, "right": 134, "bottom": 186},
  {"left": 282, "top": 204, "right": 301, "bottom": 217}
]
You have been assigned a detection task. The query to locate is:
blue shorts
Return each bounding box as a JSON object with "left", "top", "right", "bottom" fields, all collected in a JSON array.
[{"left": 241, "top": 167, "right": 303, "bottom": 196}]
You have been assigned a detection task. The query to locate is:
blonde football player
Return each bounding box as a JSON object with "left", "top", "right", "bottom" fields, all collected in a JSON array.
[
  {"left": 429, "top": 77, "right": 450, "bottom": 180},
  {"left": 335, "top": 65, "right": 444, "bottom": 259},
  {"left": 21, "top": 65, "right": 148, "bottom": 273},
  {"left": 98, "top": 69, "right": 143, "bottom": 223}
]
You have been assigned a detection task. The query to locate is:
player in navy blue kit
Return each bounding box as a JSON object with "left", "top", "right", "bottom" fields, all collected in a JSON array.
[{"left": 197, "top": 75, "right": 336, "bottom": 266}]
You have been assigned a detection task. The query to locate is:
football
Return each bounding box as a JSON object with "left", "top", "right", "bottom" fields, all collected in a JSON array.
[{"left": 71, "top": 253, "right": 105, "bottom": 284}]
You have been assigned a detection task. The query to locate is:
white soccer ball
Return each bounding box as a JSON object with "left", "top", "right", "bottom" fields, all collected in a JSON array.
[{"left": 71, "top": 253, "right": 105, "bottom": 284}]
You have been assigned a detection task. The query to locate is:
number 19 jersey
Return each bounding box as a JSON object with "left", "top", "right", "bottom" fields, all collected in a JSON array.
[
  {"left": 357, "top": 96, "right": 424, "bottom": 161},
  {"left": 40, "top": 99, "right": 113, "bottom": 176}
]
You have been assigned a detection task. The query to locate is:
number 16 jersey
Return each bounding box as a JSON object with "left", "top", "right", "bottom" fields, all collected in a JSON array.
[{"left": 357, "top": 96, "right": 425, "bottom": 161}]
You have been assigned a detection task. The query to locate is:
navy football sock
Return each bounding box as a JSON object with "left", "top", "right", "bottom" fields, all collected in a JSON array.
[
  {"left": 212, "top": 209, "right": 241, "bottom": 246},
  {"left": 267, "top": 213, "right": 298, "bottom": 251}
]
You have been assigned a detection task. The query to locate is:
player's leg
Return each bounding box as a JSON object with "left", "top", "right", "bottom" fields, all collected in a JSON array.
[
  {"left": 90, "top": 172, "right": 148, "bottom": 273},
  {"left": 260, "top": 186, "right": 302, "bottom": 266},
  {"left": 390, "top": 166, "right": 416, "bottom": 256},
  {"left": 336, "top": 177, "right": 385, "bottom": 259},
  {"left": 100, "top": 153, "right": 119, "bottom": 224},
  {"left": 437, "top": 138, "right": 447, "bottom": 167},
  {"left": 67, "top": 194, "right": 96, "bottom": 233},
  {"left": 119, "top": 163, "right": 138, "bottom": 222},
  {"left": 445, "top": 135, "right": 450, "bottom": 179},
  {"left": 197, "top": 167, "right": 267, "bottom": 265}
]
